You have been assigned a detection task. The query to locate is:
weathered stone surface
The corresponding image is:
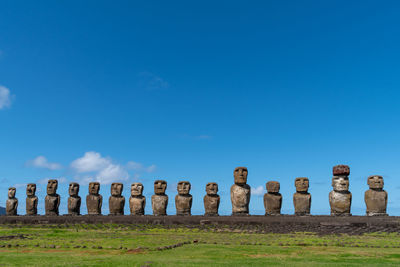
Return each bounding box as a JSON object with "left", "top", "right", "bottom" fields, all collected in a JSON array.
[
  {"left": 26, "top": 183, "right": 38, "bottom": 216},
  {"left": 175, "top": 181, "right": 192, "bottom": 216},
  {"left": 129, "top": 183, "right": 145, "bottom": 215},
  {"left": 333, "top": 164, "right": 350, "bottom": 176},
  {"left": 86, "top": 182, "right": 102, "bottom": 215},
  {"left": 109, "top": 183, "right": 125, "bottom": 215},
  {"left": 329, "top": 166, "right": 351, "bottom": 216},
  {"left": 293, "top": 177, "right": 311, "bottom": 216},
  {"left": 152, "top": 180, "right": 168, "bottom": 216},
  {"left": 45, "top": 180, "right": 60, "bottom": 216},
  {"left": 204, "top": 182, "right": 220, "bottom": 216},
  {"left": 231, "top": 167, "right": 250, "bottom": 215},
  {"left": 6, "top": 187, "right": 18, "bottom": 216},
  {"left": 264, "top": 181, "right": 282, "bottom": 215},
  {"left": 68, "top": 183, "right": 81, "bottom": 216},
  {"left": 365, "top": 175, "right": 388, "bottom": 216}
]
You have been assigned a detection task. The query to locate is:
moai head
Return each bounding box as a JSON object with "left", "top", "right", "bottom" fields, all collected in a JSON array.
[
  {"left": 266, "top": 181, "right": 280, "bottom": 193},
  {"left": 69, "top": 182, "right": 80, "bottom": 197},
  {"left": 8, "top": 187, "right": 16, "bottom": 199},
  {"left": 177, "top": 181, "right": 191, "bottom": 195},
  {"left": 111, "top": 183, "right": 123, "bottom": 197},
  {"left": 26, "top": 183, "right": 36, "bottom": 197},
  {"left": 89, "top": 182, "right": 100, "bottom": 195},
  {"left": 367, "top": 175, "right": 384, "bottom": 190},
  {"left": 154, "top": 180, "right": 167, "bottom": 195},
  {"left": 295, "top": 177, "right": 309, "bottom": 193},
  {"left": 332, "top": 176, "right": 349, "bottom": 192},
  {"left": 47, "top": 179, "right": 58, "bottom": 195},
  {"left": 234, "top": 167, "right": 248, "bottom": 185},
  {"left": 206, "top": 182, "right": 218, "bottom": 195},
  {"left": 131, "top": 183, "right": 144, "bottom": 196},
  {"left": 333, "top": 165, "right": 350, "bottom": 176}
]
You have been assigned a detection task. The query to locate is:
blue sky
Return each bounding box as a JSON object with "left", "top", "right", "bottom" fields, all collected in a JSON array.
[{"left": 1, "top": 0, "right": 400, "bottom": 215}]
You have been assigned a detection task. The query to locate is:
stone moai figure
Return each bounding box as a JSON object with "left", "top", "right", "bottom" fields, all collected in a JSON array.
[
  {"left": 204, "top": 182, "right": 220, "bottom": 216},
  {"left": 6, "top": 187, "right": 18, "bottom": 216},
  {"left": 231, "top": 167, "right": 251, "bottom": 215},
  {"left": 68, "top": 182, "right": 81, "bottom": 216},
  {"left": 26, "top": 183, "right": 38, "bottom": 216},
  {"left": 129, "top": 183, "right": 146, "bottom": 215},
  {"left": 175, "top": 181, "right": 192, "bottom": 216},
  {"left": 293, "top": 177, "right": 311, "bottom": 216},
  {"left": 329, "top": 165, "right": 352, "bottom": 216},
  {"left": 365, "top": 175, "right": 388, "bottom": 216},
  {"left": 86, "top": 182, "right": 102, "bottom": 215},
  {"left": 109, "top": 182, "right": 125, "bottom": 215},
  {"left": 264, "top": 181, "right": 282, "bottom": 215},
  {"left": 151, "top": 180, "right": 168, "bottom": 216},
  {"left": 45, "top": 179, "right": 60, "bottom": 216}
]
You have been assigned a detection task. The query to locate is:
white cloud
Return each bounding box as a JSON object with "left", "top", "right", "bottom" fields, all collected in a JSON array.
[
  {"left": 251, "top": 185, "right": 265, "bottom": 196},
  {"left": 138, "top": 72, "right": 169, "bottom": 91},
  {"left": 96, "top": 164, "right": 128, "bottom": 184},
  {"left": 26, "top": 156, "right": 62, "bottom": 170},
  {"left": 126, "top": 161, "right": 156, "bottom": 173},
  {"left": 70, "top": 151, "right": 111, "bottom": 173},
  {"left": 37, "top": 177, "right": 67, "bottom": 184},
  {"left": 0, "top": 86, "right": 12, "bottom": 109}
]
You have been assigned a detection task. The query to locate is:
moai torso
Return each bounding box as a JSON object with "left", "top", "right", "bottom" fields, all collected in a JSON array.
[
  {"left": 68, "top": 182, "right": 81, "bottom": 215},
  {"left": 329, "top": 165, "right": 352, "bottom": 216},
  {"left": 231, "top": 167, "right": 250, "bottom": 215},
  {"left": 109, "top": 183, "right": 125, "bottom": 215},
  {"left": 175, "top": 181, "right": 192, "bottom": 216},
  {"left": 204, "top": 182, "right": 220, "bottom": 216},
  {"left": 45, "top": 180, "right": 60, "bottom": 216},
  {"left": 293, "top": 177, "right": 311, "bottom": 215},
  {"left": 26, "top": 183, "right": 38, "bottom": 215},
  {"left": 264, "top": 181, "right": 282, "bottom": 215},
  {"left": 365, "top": 175, "right": 388, "bottom": 216},
  {"left": 129, "top": 183, "right": 146, "bottom": 215},
  {"left": 6, "top": 187, "right": 18, "bottom": 216},
  {"left": 152, "top": 180, "right": 168, "bottom": 216},
  {"left": 86, "top": 182, "right": 102, "bottom": 215}
]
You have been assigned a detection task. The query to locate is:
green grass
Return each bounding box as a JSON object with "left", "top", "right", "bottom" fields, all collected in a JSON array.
[{"left": 0, "top": 224, "right": 400, "bottom": 266}]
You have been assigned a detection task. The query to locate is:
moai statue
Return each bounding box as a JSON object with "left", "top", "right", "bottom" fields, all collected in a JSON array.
[
  {"left": 6, "top": 187, "right": 18, "bottom": 216},
  {"left": 230, "top": 167, "right": 251, "bottom": 215},
  {"left": 204, "top": 182, "right": 220, "bottom": 216},
  {"left": 151, "top": 180, "right": 168, "bottom": 216},
  {"left": 68, "top": 182, "right": 81, "bottom": 216},
  {"left": 365, "top": 175, "right": 388, "bottom": 216},
  {"left": 45, "top": 179, "right": 60, "bottom": 216},
  {"left": 175, "top": 181, "right": 192, "bottom": 216},
  {"left": 109, "top": 183, "right": 125, "bottom": 215},
  {"left": 86, "top": 182, "right": 102, "bottom": 215},
  {"left": 293, "top": 177, "right": 311, "bottom": 216},
  {"left": 26, "top": 183, "right": 38, "bottom": 216},
  {"left": 264, "top": 181, "right": 282, "bottom": 215},
  {"left": 329, "top": 165, "right": 352, "bottom": 216},
  {"left": 129, "top": 183, "right": 146, "bottom": 215}
]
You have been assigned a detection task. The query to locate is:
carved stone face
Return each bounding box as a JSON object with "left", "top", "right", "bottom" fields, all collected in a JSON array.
[
  {"left": 266, "top": 181, "right": 280, "bottom": 193},
  {"left": 69, "top": 183, "right": 79, "bottom": 197},
  {"left": 111, "top": 183, "right": 123, "bottom": 197},
  {"left": 26, "top": 183, "right": 36, "bottom": 197},
  {"left": 8, "top": 187, "right": 16, "bottom": 198},
  {"left": 295, "top": 177, "right": 309, "bottom": 192},
  {"left": 332, "top": 176, "right": 349, "bottom": 192},
  {"left": 206, "top": 182, "right": 218, "bottom": 195},
  {"left": 154, "top": 180, "right": 167, "bottom": 195},
  {"left": 131, "top": 183, "right": 143, "bottom": 196},
  {"left": 177, "top": 181, "right": 191, "bottom": 195},
  {"left": 368, "top": 175, "right": 384, "bottom": 190},
  {"left": 234, "top": 167, "right": 248, "bottom": 185},
  {"left": 89, "top": 182, "right": 100, "bottom": 195},
  {"left": 47, "top": 180, "right": 58, "bottom": 195}
]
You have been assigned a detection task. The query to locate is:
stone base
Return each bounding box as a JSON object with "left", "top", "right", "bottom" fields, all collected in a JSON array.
[
  {"left": 295, "top": 212, "right": 310, "bottom": 216},
  {"left": 130, "top": 212, "right": 145, "bottom": 216},
  {"left": 331, "top": 212, "right": 352, "bottom": 216},
  {"left": 265, "top": 212, "right": 281, "bottom": 216},
  {"left": 366, "top": 212, "right": 388, "bottom": 216},
  {"left": 232, "top": 212, "right": 249, "bottom": 216},
  {"left": 204, "top": 213, "right": 219, "bottom": 216},
  {"left": 176, "top": 212, "right": 191, "bottom": 216}
]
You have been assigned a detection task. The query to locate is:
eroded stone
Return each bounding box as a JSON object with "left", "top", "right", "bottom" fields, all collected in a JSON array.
[
  {"left": 152, "top": 180, "right": 168, "bottom": 216},
  {"left": 175, "top": 181, "right": 192, "bottom": 216},
  {"left": 109, "top": 183, "right": 125, "bottom": 215},
  {"left": 365, "top": 175, "right": 388, "bottom": 216},
  {"left": 68, "top": 182, "right": 81, "bottom": 216},
  {"left": 293, "top": 177, "right": 311, "bottom": 216},
  {"left": 264, "top": 181, "right": 282, "bottom": 215},
  {"left": 129, "top": 183, "right": 145, "bottom": 215},
  {"left": 6, "top": 187, "right": 18, "bottom": 216},
  {"left": 45, "top": 179, "right": 60, "bottom": 216},
  {"left": 86, "top": 182, "right": 102, "bottom": 215},
  {"left": 231, "top": 167, "right": 250, "bottom": 215},
  {"left": 329, "top": 165, "right": 351, "bottom": 216},
  {"left": 204, "top": 182, "right": 220, "bottom": 216},
  {"left": 26, "top": 183, "right": 38, "bottom": 216}
]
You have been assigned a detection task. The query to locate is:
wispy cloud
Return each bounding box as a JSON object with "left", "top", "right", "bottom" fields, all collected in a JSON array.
[
  {"left": 138, "top": 72, "right": 169, "bottom": 91},
  {"left": 0, "top": 85, "right": 13, "bottom": 109},
  {"left": 37, "top": 177, "right": 67, "bottom": 184},
  {"left": 126, "top": 161, "right": 157, "bottom": 173},
  {"left": 26, "top": 156, "right": 63, "bottom": 170},
  {"left": 251, "top": 185, "right": 265, "bottom": 196}
]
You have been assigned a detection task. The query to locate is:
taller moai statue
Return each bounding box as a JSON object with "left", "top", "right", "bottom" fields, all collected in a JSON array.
[
  {"left": 231, "top": 167, "right": 251, "bottom": 215},
  {"left": 6, "top": 187, "right": 18, "bottom": 216},
  {"left": 109, "top": 183, "right": 125, "bottom": 215},
  {"left": 264, "top": 181, "right": 282, "bottom": 215},
  {"left": 152, "top": 180, "right": 168, "bottom": 216},
  {"left": 329, "top": 165, "right": 352, "bottom": 216},
  {"left": 68, "top": 182, "right": 81, "bottom": 216},
  {"left": 45, "top": 179, "right": 60, "bottom": 216},
  {"left": 293, "top": 177, "right": 311, "bottom": 216},
  {"left": 204, "top": 182, "right": 220, "bottom": 216},
  {"left": 129, "top": 182, "right": 146, "bottom": 215},
  {"left": 26, "top": 183, "right": 38, "bottom": 216},
  {"left": 365, "top": 175, "right": 388, "bottom": 216},
  {"left": 175, "top": 181, "right": 192, "bottom": 216},
  {"left": 86, "top": 182, "right": 102, "bottom": 215}
]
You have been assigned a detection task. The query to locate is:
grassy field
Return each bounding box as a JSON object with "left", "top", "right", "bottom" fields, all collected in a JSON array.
[{"left": 0, "top": 224, "right": 400, "bottom": 266}]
